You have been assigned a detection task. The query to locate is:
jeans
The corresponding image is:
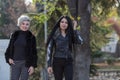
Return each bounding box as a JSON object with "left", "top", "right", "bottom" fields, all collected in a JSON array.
[
  {"left": 10, "top": 60, "right": 29, "bottom": 80},
  {"left": 53, "top": 57, "right": 73, "bottom": 80}
]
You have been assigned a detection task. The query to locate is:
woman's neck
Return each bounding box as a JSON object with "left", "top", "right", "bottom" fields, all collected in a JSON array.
[{"left": 61, "top": 30, "right": 66, "bottom": 37}]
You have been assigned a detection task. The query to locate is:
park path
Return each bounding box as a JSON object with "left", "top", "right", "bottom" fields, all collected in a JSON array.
[{"left": 0, "top": 39, "right": 10, "bottom": 80}]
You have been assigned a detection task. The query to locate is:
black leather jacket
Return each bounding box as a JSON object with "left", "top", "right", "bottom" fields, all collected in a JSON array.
[{"left": 47, "top": 30, "right": 83, "bottom": 67}]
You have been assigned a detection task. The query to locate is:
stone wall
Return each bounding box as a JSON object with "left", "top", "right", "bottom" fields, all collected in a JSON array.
[{"left": 90, "top": 69, "right": 120, "bottom": 80}]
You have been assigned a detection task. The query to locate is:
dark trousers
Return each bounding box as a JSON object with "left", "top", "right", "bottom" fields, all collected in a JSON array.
[
  {"left": 10, "top": 60, "right": 29, "bottom": 80},
  {"left": 53, "top": 58, "right": 73, "bottom": 80}
]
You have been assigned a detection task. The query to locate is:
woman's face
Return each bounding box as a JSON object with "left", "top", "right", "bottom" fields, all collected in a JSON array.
[
  {"left": 60, "top": 18, "right": 68, "bottom": 31},
  {"left": 20, "top": 21, "right": 30, "bottom": 31}
]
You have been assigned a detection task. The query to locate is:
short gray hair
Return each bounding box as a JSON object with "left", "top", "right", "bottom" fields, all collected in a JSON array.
[{"left": 17, "top": 15, "right": 31, "bottom": 26}]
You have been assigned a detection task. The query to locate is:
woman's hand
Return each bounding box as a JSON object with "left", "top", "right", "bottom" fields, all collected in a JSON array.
[
  {"left": 73, "top": 20, "right": 77, "bottom": 30},
  {"left": 47, "top": 67, "right": 53, "bottom": 74},
  {"left": 9, "top": 58, "right": 15, "bottom": 65},
  {"left": 28, "top": 66, "right": 34, "bottom": 75}
]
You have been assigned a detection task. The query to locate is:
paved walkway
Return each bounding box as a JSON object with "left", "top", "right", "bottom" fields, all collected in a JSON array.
[{"left": 0, "top": 39, "right": 10, "bottom": 80}]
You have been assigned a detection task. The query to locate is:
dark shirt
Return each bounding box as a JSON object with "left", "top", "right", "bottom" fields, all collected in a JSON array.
[{"left": 13, "top": 31, "right": 27, "bottom": 60}]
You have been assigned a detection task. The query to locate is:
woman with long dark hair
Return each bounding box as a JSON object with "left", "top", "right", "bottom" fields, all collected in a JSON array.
[{"left": 46, "top": 15, "right": 83, "bottom": 80}]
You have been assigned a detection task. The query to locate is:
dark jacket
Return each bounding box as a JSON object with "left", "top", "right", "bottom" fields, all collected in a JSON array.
[
  {"left": 5, "top": 30, "right": 37, "bottom": 68},
  {"left": 47, "top": 30, "right": 83, "bottom": 67}
]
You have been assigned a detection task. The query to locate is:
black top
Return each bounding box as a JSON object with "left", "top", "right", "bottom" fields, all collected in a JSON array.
[{"left": 13, "top": 31, "right": 27, "bottom": 60}]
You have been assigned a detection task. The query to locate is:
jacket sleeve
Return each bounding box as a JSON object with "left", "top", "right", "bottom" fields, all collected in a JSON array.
[
  {"left": 73, "top": 30, "right": 83, "bottom": 44},
  {"left": 5, "top": 33, "right": 14, "bottom": 64},
  {"left": 47, "top": 38, "right": 54, "bottom": 67},
  {"left": 5, "top": 41, "right": 11, "bottom": 64},
  {"left": 31, "top": 36, "right": 38, "bottom": 68}
]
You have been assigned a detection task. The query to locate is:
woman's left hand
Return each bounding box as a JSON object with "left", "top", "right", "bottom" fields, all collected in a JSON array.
[{"left": 28, "top": 66, "right": 34, "bottom": 75}]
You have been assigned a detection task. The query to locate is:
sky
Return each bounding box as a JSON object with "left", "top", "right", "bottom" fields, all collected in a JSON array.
[{"left": 25, "top": 0, "right": 33, "bottom": 6}]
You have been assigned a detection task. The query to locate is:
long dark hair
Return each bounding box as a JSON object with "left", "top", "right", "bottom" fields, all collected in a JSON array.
[{"left": 46, "top": 15, "right": 74, "bottom": 50}]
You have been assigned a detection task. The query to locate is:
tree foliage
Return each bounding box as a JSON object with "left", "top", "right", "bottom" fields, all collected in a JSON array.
[
  {"left": 0, "top": 0, "right": 27, "bottom": 37},
  {"left": 91, "top": 0, "right": 120, "bottom": 52},
  {"left": 90, "top": 0, "right": 120, "bottom": 76},
  {"left": 0, "top": 0, "right": 120, "bottom": 79}
]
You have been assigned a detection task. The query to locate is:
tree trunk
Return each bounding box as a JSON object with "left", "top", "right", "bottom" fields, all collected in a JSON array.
[{"left": 67, "top": 0, "right": 91, "bottom": 80}]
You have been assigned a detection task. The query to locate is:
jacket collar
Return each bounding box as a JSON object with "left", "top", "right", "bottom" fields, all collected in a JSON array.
[{"left": 12, "top": 30, "right": 33, "bottom": 39}]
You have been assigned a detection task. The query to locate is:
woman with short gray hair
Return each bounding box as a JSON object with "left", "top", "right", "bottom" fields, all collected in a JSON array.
[{"left": 5, "top": 15, "right": 38, "bottom": 80}]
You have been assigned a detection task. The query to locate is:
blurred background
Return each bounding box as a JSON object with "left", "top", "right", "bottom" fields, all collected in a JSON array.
[{"left": 0, "top": 0, "right": 120, "bottom": 80}]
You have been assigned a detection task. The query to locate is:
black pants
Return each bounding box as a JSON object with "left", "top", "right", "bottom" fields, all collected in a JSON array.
[{"left": 53, "top": 57, "right": 73, "bottom": 80}]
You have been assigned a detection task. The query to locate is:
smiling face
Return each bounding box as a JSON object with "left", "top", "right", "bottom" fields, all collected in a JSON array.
[
  {"left": 60, "top": 18, "right": 68, "bottom": 31},
  {"left": 19, "top": 21, "right": 30, "bottom": 31}
]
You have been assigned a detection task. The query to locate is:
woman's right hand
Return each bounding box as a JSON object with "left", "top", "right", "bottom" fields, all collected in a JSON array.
[
  {"left": 47, "top": 67, "right": 53, "bottom": 74},
  {"left": 9, "top": 58, "right": 15, "bottom": 65},
  {"left": 73, "top": 20, "right": 77, "bottom": 30}
]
